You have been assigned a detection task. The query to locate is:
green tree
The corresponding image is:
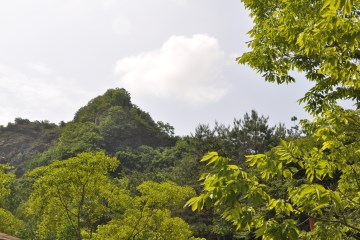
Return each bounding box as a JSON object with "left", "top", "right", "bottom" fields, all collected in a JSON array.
[
  {"left": 0, "top": 164, "right": 23, "bottom": 236},
  {"left": 229, "top": 110, "right": 286, "bottom": 157},
  {"left": 191, "top": 111, "right": 286, "bottom": 161},
  {"left": 188, "top": 0, "right": 360, "bottom": 239},
  {"left": 74, "top": 88, "right": 132, "bottom": 123},
  {"left": 25, "top": 122, "right": 104, "bottom": 171},
  {"left": 25, "top": 152, "right": 130, "bottom": 240},
  {"left": 238, "top": 0, "right": 359, "bottom": 113},
  {"left": 188, "top": 108, "right": 360, "bottom": 239},
  {"left": 74, "top": 88, "right": 176, "bottom": 152},
  {"left": 95, "top": 209, "right": 194, "bottom": 240},
  {"left": 95, "top": 181, "right": 197, "bottom": 240}
]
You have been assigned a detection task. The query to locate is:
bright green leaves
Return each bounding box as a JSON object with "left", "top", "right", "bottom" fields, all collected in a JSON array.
[
  {"left": 0, "top": 208, "right": 24, "bottom": 236},
  {"left": 322, "top": 0, "right": 356, "bottom": 16},
  {"left": 26, "top": 152, "right": 124, "bottom": 240},
  {"left": 223, "top": 0, "right": 359, "bottom": 237},
  {"left": 245, "top": 140, "right": 301, "bottom": 181},
  {"left": 239, "top": 0, "right": 360, "bottom": 114},
  {"left": 0, "top": 164, "right": 15, "bottom": 205},
  {"left": 255, "top": 219, "right": 299, "bottom": 240},
  {"left": 189, "top": 108, "right": 360, "bottom": 239},
  {"left": 267, "top": 199, "right": 294, "bottom": 216},
  {"left": 200, "top": 151, "right": 221, "bottom": 165},
  {"left": 186, "top": 195, "right": 208, "bottom": 212},
  {"left": 96, "top": 181, "right": 197, "bottom": 240},
  {"left": 187, "top": 152, "right": 283, "bottom": 238},
  {"left": 95, "top": 209, "right": 194, "bottom": 240},
  {"left": 0, "top": 164, "right": 22, "bottom": 236},
  {"left": 27, "top": 155, "right": 198, "bottom": 240},
  {"left": 136, "top": 181, "right": 195, "bottom": 210},
  {"left": 290, "top": 184, "right": 331, "bottom": 215}
]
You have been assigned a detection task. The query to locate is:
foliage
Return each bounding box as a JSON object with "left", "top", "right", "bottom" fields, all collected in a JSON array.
[
  {"left": 99, "top": 106, "right": 175, "bottom": 153},
  {"left": 74, "top": 88, "right": 132, "bottom": 123},
  {"left": 187, "top": 0, "right": 360, "bottom": 238},
  {"left": 95, "top": 181, "right": 197, "bottom": 240},
  {"left": 95, "top": 209, "right": 194, "bottom": 240},
  {"left": 24, "top": 122, "right": 103, "bottom": 171},
  {"left": 74, "top": 88, "right": 176, "bottom": 151},
  {"left": 0, "top": 109, "right": 294, "bottom": 239},
  {"left": 238, "top": 0, "right": 360, "bottom": 113},
  {"left": 0, "top": 164, "right": 15, "bottom": 205},
  {"left": 0, "top": 119, "right": 61, "bottom": 175},
  {"left": 187, "top": 108, "right": 360, "bottom": 239},
  {"left": 55, "top": 123, "right": 104, "bottom": 157},
  {"left": 25, "top": 152, "right": 129, "bottom": 240},
  {"left": 0, "top": 164, "right": 23, "bottom": 236},
  {"left": 0, "top": 208, "right": 24, "bottom": 236},
  {"left": 24, "top": 88, "right": 176, "bottom": 172},
  {"left": 192, "top": 110, "right": 286, "bottom": 163}
]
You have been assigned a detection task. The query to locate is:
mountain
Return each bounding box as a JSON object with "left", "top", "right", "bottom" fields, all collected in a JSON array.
[{"left": 0, "top": 88, "right": 176, "bottom": 174}]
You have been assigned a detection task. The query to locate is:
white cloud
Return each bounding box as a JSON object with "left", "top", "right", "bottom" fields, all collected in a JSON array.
[{"left": 114, "top": 34, "right": 229, "bottom": 106}]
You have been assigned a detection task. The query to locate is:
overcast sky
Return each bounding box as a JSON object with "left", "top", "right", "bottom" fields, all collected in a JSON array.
[{"left": 0, "top": 0, "right": 313, "bottom": 135}]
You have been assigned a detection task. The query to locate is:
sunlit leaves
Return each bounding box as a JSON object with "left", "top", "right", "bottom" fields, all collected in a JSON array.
[
  {"left": 95, "top": 209, "right": 194, "bottom": 240},
  {"left": 0, "top": 208, "right": 24, "bottom": 236},
  {"left": 25, "top": 152, "right": 126, "bottom": 239},
  {"left": 186, "top": 152, "right": 274, "bottom": 236},
  {"left": 96, "top": 181, "right": 197, "bottom": 240},
  {"left": 196, "top": 0, "right": 360, "bottom": 238},
  {"left": 189, "top": 108, "right": 360, "bottom": 239},
  {"left": 0, "top": 165, "right": 22, "bottom": 236},
  {"left": 238, "top": 0, "right": 360, "bottom": 114},
  {"left": 0, "top": 164, "right": 15, "bottom": 205}
]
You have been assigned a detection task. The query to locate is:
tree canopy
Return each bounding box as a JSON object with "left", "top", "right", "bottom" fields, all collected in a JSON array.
[
  {"left": 238, "top": 0, "right": 359, "bottom": 113},
  {"left": 187, "top": 108, "right": 360, "bottom": 239},
  {"left": 25, "top": 152, "right": 126, "bottom": 240},
  {"left": 188, "top": 0, "right": 360, "bottom": 239}
]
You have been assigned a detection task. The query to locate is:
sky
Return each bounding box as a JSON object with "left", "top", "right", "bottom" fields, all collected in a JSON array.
[{"left": 0, "top": 0, "right": 313, "bottom": 135}]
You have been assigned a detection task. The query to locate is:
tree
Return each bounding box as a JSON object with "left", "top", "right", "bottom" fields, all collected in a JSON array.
[
  {"left": 191, "top": 111, "right": 286, "bottom": 161},
  {"left": 229, "top": 110, "right": 286, "bottom": 157},
  {"left": 95, "top": 208, "right": 195, "bottom": 240},
  {"left": 238, "top": 0, "right": 359, "bottom": 113},
  {"left": 73, "top": 88, "right": 176, "bottom": 152},
  {"left": 74, "top": 88, "right": 132, "bottom": 123},
  {"left": 25, "top": 122, "right": 104, "bottom": 171},
  {"left": 0, "top": 164, "right": 23, "bottom": 236},
  {"left": 187, "top": 0, "right": 360, "bottom": 239},
  {"left": 188, "top": 108, "right": 360, "bottom": 239},
  {"left": 95, "top": 181, "right": 198, "bottom": 240},
  {"left": 25, "top": 152, "right": 130, "bottom": 240}
]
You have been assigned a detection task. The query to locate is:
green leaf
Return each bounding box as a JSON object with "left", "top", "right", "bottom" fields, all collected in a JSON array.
[
  {"left": 283, "top": 169, "right": 292, "bottom": 179},
  {"left": 200, "top": 152, "right": 219, "bottom": 162}
]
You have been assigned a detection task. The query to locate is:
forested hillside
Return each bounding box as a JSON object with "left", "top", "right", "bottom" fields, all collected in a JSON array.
[{"left": 0, "top": 119, "right": 61, "bottom": 176}]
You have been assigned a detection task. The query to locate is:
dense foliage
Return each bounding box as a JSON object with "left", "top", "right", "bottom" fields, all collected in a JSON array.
[
  {"left": 0, "top": 119, "right": 61, "bottom": 176},
  {"left": 188, "top": 0, "right": 360, "bottom": 239},
  {"left": 238, "top": 0, "right": 359, "bottom": 113},
  {"left": 24, "top": 88, "right": 176, "bottom": 172},
  {"left": 0, "top": 87, "right": 291, "bottom": 239}
]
